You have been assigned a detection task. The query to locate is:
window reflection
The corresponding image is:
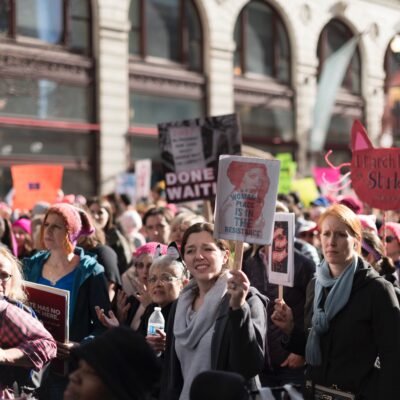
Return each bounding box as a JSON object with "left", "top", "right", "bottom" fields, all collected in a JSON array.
[{"left": 17, "top": 0, "right": 63, "bottom": 44}]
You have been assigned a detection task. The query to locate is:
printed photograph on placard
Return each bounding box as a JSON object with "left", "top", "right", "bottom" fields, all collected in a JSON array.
[
  {"left": 214, "top": 155, "right": 280, "bottom": 245},
  {"left": 268, "top": 213, "right": 295, "bottom": 287}
]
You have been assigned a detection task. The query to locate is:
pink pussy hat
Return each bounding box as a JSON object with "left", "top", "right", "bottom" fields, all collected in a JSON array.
[{"left": 45, "top": 203, "right": 94, "bottom": 245}]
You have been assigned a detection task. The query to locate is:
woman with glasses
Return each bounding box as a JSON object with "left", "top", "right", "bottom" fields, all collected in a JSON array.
[
  {"left": 378, "top": 222, "right": 400, "bottom": 277},
  {"left": 0, "top": 244, "right": 57, "bottom": 399},
  {"left": 161, "top": 222, "right": 267, "bottom": 400},
  {"left": 272, "top": 205, "right": 400, "bottom": 399}
]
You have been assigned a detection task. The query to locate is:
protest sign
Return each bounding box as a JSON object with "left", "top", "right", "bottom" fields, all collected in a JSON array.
[
  {"left": 350, "top": 120, "right": 400, "bottom": 210},
  {"left": 268, "top": 213, "right": 295, "bottom": 289},
  {"left": 24, "top": 281, "right": 69, "bottom": 375},
  {"left": 214, "top": 155, "right": 280, "bottom": 245},
  {"left": 116, "top": 173, "right": 136, "bottom": 202},
  {"left": 135, "top": 159, "right": 152, "bottom": 200},
  {"left": 313, "top": 167, "right": 341, "bottom": 187},
  {"left": 276, "top": 153, "right": 296, "bottom": 194},
  {"left": 11, "top": 165, "right": 63, "bottom": 210},
  {"left": 291, "top": 178, "right": 319, "bottom": 207},
  {"left": 158, "top": 114, "right": 241, "bottom": 203}
]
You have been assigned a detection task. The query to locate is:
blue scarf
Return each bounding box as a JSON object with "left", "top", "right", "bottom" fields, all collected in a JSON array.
[{"left": 305, "top": 256, "right": 358, "bottom": 366}]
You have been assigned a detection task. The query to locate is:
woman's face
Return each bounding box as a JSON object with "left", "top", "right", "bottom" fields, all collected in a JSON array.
[
  {"left": 64, "top": 359, "right": 114, "bottom": 400},
  {"left": 170, "top": 221, "right": 190, "bottom": 245},
  {"left": 0, "top": 253, "right": 13, "bottom": 297},
  {"left": 183, "top": 231, "right": 228, "bottom": 284},
  {"left": 43, "top": 213, "right": 68, "bottom": 251},
  {"left": 241, "top": 167, "right": 264, "bottom": 192},
  {"left": 147, "top": 264, "right": 183, "bottom": 307},
  {"left": 381, "top": 229, "right": 400, "bottom": 261},
  {"left": 320, "top": 215, "right": 357, "bottom": 269},
  {"left": 135, "top": 254, "right": 153, "bottom": 284},
  {"left": 89, "top": 204, "right": 109, "bottom": 230},
  {"left": 13, "top": 226, "right": 29, "bottom": 249}
]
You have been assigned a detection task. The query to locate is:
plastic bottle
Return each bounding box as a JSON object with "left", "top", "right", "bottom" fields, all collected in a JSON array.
[{"left": 147, "top": 307, "right": 165, "bottom": 356}]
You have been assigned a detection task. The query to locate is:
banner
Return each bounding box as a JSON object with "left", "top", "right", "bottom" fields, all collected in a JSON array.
[
  {"left": 158, "top": 114, "right": 241, "bottom": 203},
  {"left": 214, "top": 155, "right": 280, "bottom": 245},
  {"left": 310, "top": 36, "right": 359, "bottom": 152},
  {"left": 11, "top": 165, "right": 63, "bottom": 210}
]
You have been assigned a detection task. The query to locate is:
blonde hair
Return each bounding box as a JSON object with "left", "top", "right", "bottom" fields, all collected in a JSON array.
[{"left": 0, "top": 245, "right": 27, "bottom": 303}]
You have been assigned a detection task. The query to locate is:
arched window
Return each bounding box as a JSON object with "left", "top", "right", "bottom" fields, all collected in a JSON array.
[
  {"left": 0, "top": 0, "right": 91, "bottom": 55},
  {"left": 0, "top": 0, "right": 96, "bottom": 196},
  {"left": 318, "top": 19, "right": 361, "bottom": 94},
  {"left": 128, "top": 0, "right": 205, "bottom": 174},
  {"left": 383, "top": 34, "right": 400, "bottom": 147},
  {"left": 316, "top": 19, "right": 363, "bottom": 167},
  {"left": 234, "top": 0, "right": 290, "bottom": 83},
  {"left": 233, "top": 1, "right": 294, "bottom": 157},
  {"left": 129, "top": 0, "right": 202, "bottom": 71}
]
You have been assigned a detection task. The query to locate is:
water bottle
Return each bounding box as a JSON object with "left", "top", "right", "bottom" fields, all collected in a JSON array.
[{"left": 147, "top": 307, "right": 165, "bottom": 356}]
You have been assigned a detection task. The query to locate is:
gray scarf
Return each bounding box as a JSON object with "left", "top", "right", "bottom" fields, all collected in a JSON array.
[{"left": 305, "top": 256, "right": 358, "bottom": 366}]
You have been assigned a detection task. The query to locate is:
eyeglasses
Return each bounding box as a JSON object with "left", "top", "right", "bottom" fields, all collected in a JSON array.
[
  {"left": 380, "top": 235, "right": 396, "bottom": 244},
  {"left": 147, "top": 274, "right": 181, "bottom": 285},
  {"left": 0, "top": 272, "right": 12, "bottom": 282}
]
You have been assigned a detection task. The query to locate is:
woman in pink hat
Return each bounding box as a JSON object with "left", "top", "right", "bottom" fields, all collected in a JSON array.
[
  {"left": 23, "top": 203, "right": 111, "bottom": 400},
  {"left": 12, "top": 218, "right": 34, "bottom": 259}
]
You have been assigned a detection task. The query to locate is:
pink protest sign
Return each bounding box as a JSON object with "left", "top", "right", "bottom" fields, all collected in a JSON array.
[{"left": 313, "top": 167, "right": 341, "bottom": 186}]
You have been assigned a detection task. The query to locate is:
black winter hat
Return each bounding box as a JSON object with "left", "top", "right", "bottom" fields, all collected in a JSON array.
[{"left": 72, "top": 326, "right": 161, "bottom": 400}]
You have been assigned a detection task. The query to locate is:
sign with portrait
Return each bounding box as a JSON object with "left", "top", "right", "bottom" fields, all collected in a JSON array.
[
  {"left": 158, "top": 114, "right": 241, "bottom": 203},
  {"left": 268, "top": 213, "right": 295, "bottom": 287},
  {"left": 214, "top": 155, "right": 280, "bottom": 245}
]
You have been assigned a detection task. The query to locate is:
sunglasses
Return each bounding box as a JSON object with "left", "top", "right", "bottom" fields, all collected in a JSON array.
[
  {"left": 0, "top": 272, "right": 12, "bottom": 282},
  {"left": 380, "top": 235, "right": 396, "bottom": 244}
]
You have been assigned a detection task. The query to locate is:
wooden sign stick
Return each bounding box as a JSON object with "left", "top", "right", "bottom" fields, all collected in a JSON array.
[
  {"left": 233, "top": 241, "right": 244, "bottom": 271},
  {"left": 278, "top": 285, "right": 283, "bottom": 301},
  {"left": 203, "top": 200, "right": 213, "bottom": 223}
]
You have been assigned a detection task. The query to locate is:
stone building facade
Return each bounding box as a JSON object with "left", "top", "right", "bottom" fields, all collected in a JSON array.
[{"left": 0, "top": 0, "right": 399, "bottom": 196}]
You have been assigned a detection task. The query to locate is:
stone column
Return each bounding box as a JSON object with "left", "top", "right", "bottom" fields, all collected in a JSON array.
[{"left": 96, "top": 0, "right": 130, "bottom": 195}]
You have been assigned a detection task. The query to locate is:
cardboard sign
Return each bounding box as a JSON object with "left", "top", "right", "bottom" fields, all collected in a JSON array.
[
  {"left": 276, "top": 153, "right": 296, "bottom": 194},
  {"left": 158, "top": 114, "right": 241, "bottom": 203},
  {"left": 214, "top": 155, "right": 280, "bottom": 245},
  {"left": 351, "top": 120, "right": 400, "bottom": 210},
  {"left": 313, "top": 167, "right": 341, "bottom": 187},
  {"left": 116, "top": 173, "right": 136, "bottom": 202},
  {"left": 12, "top": 165, "right": 63, "bottom": 210},
  {"left": 24, "top": 281, "right": 69, "bottom": 342},
  {"left": 268, "top": 213, "right": 295, "bottom": 287},
  {"left": 135, "top": 159, "right": 152, "bottom": 200},
  {"left": 291, "top": 178, "right": 319, "bottom": 207},
  {"left": 24, "top": 281, "right": 69, "bottom": 375}
]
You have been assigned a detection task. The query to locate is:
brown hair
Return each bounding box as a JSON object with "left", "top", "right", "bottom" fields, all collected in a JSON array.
[
  {"left": 181, "top": 222, "right": 230, "bottom": 268},
  {"left": 40, "top": 211, "right": 74, "bottom": 253},
  {"left": 318, "top": 204, "right": 362, "bottom": 253}
]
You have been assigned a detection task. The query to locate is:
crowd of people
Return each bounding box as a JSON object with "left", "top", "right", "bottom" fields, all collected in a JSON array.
[{"left": 0, "top": 188, "right": 399, "bottom": 399}]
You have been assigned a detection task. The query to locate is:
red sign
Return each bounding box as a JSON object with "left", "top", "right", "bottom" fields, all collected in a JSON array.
[
  {"left": 11, "top": 164, "right": 63, "bottom": 210},
  {"left": 24, "top": 281, "right": 69, "bottom": 375},
  {"left": 351, "top": 120, "right": 400, "bottom": 210}
]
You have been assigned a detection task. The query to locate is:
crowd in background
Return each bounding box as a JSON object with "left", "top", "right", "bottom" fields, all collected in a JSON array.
[{"left": 0, "top": 184, "right": 399, "bottom": 399}]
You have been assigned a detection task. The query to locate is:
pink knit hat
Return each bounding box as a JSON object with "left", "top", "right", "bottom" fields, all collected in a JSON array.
[
  {"left": 12, "top": 218, "right": 32, "bottom": 235},
  {"left": 45, "top": 203, "right": 94, "bottom": 245},
  {"left": 133, "top": 242, "right": 168, "bottom": 259},
  {"left": 379, "top": 222, "right": 400, "bottom": 244}
]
